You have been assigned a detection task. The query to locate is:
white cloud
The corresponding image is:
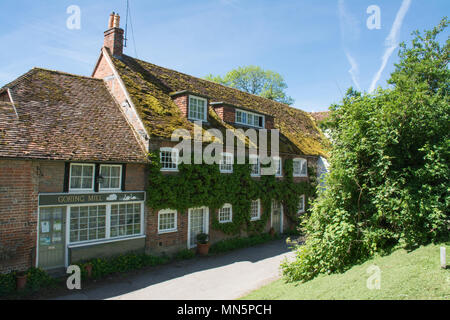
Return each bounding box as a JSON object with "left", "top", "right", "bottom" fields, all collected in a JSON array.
[
  {"left": 338, "top": 0, "right": 361, "bottom": 91},
  {"left": 370, "top": 0, "right": 412, "bottom": 93},
  {"left": 345, "top": 51, "right": 361, "bottom": 91}
]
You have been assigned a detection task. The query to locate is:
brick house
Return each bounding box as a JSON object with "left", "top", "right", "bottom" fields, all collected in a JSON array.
[
  {"left": 0, "top": 13, "right": 328, "bottom": 273},
  {"left": 0, "top": 69, "right": 148, "bottom": 273},
  {"left": 91, "top": 14, "right": 328, "bottom": 255}
]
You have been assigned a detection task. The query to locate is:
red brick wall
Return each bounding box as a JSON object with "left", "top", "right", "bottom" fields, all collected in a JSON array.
[
  {"left": 92, "top": 54, "right": 127, "bottom": 105},
  {"left": 172, "top": 95, "right": 188, "bottom": 118},
  {"left": 145, "top": 209, "right": 189, "bottom": 255},
  {"left": 103, "top": 28, "right": 124, "bottom": 57},
  {"left": 0, "top": 160, "right": 38, "bottom": 273},
  {"left": 265, "top": 117, "right": 275, "bottom": 130}
]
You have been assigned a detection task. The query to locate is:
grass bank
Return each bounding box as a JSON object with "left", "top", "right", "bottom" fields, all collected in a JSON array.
[{"left": 242, "top": 242, "right": 449, "bottom": 300}]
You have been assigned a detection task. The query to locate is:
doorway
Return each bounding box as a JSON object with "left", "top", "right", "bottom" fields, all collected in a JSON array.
[
  {"left": 271, "top": 201, "right": 283, "bottom": 234},
  {"left": 37, "top": 207, "right": 66, "bottom": 270},
  {"left": 188, "top": 207, "right": 209, "bottom": 248}
]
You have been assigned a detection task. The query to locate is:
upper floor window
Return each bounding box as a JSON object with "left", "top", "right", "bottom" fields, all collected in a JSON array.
[
  {"left": 158, "top": 209, "right": 178, "bottom": 234},
  {"left": 235, "top": 109, "right": 265, "bottom": 128},
  {"left": 219, "top": 203, "right": 233, "bottom": 223},
  {"left": 219, "top": 152, "right": 233, "bottom": 173},
  {"left": 160, "top": 148, "right": 179, "bottom": 171},
  {"left": 274, "top": 157, "right": 282, "bottom": 177},
  {"left": 99, "top": 165, "right": 122, "bottom": 191},
  {"left": 69, "top": 164, "right": 95, "bottom": 192},
  {"left": 189, "top": 96, "right": 207, "bottom": 122},
  {"left": 251, "top": 199, "right": 261, "bottom": 221},
  {"left": 298, "top": 195, "right": 305, "bottom": 214},
  {"left": 293, "top": 158, "right": 308, "bottom": 177},
  {"left": 250, "top": 155, "right": 260, "bottom": 176}
]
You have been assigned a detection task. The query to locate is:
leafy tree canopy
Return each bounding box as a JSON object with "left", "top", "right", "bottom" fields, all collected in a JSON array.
[
  {"left": 205, "top": 65, "right": 295, "bottom": 105},
  {"left": 282, "top": 18, "right": 450, "bottom": 282}
]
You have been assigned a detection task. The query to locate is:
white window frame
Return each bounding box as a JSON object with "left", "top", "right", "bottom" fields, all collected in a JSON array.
[
  {"left": 99, "top": 164, "right": 122, "bottom": 191},
  {"left": 274, "top": 157, "right": 283, "bottom": 177},
  {"left": 188, "top": 95, "right": 208, "bottom": 122},
  {"left": 218, "top": 203, "right": 233, "bottom": 223},
  {"left": 293, "top": 158, "right": 308, "bottom": 177},
  {"left": 250, "top": 199, "right": 261, "bottom": 221},
  {"left": 298, "top": 195, "right": 305, "bottom": 214},
  {"left": 67, "top": 201, "right": 145, "bottom": 246},
  {"left": 250, "top": 155, "right": 260, "bottom": 177},
  {"left": 219, "top": 152, "right": 233, "bottom": 173},
  {"left": 69, "top": 163, "right": 95, "bottom": 193},
  {"left": 160, "top": 147, "right": 179, "bottom": 172},
  {"left": 158, "top": 209, "right": 178, "bottom": 234},
  {"left": 235, "top": 108, "right": 265, "bottom": 128}
]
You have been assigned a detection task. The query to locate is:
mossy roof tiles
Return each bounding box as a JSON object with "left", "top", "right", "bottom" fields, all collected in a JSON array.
[
  {"left": 111, "top": 53, "right": 328, "bottom": 157},
  {"left": 0, "top": 68, "right": 148, "bottom": 163}
]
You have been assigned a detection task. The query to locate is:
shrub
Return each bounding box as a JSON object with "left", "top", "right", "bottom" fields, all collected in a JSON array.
[
  {"left": 26, "top": 268, "right": 57, "bottom": 292},
  {"left": 0, "top": 273, "right": 15, "bottom": 296},
  {"left": 209, "top": 233, "right": 274, "bottom": 254},
  {"left": 175, "top": 249, "right": 195, "bottom": 260},
  {"left": 282, "top": 19, "right": 450, "bottom": 282},
  {"left": 77, "top": 252, "right": 170, "bottom": 280}
]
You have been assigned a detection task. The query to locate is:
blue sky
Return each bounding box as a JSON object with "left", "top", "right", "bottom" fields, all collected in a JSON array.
[{"left": 0, "top": 0, "right": 448, "bottom": 112}]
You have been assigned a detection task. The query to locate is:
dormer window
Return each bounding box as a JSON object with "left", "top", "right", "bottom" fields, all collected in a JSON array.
[
  {"left": 188, "top": 95, "right": 207, "bottom": 122},
  {"left": 235, "top": 109, "right": 264, "bottom": 128}
]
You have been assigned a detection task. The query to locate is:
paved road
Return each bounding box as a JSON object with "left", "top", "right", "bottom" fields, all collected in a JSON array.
[{"left": 51, "top": 238, "right": 294, "bottom": 300}]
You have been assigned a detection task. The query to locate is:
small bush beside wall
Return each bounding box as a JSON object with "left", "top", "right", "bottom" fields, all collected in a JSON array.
[{"left": 209, "top": 233, "right": 278, "bottom": 254}]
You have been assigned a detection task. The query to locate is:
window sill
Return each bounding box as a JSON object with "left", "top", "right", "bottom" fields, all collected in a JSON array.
[
  {"left": 158, "top": 229, "right": 178, "bottom": 235},
  {"left": 161, "top": 169, "right": 179, "bottom": 172},
  {"left": 219, "top": 221, "right": 233, "bottom": 224},
  {"left": 250, "top": 218, "right": 261, "bottom": 222},
  {"left": 68, "top": 235, "right": 146, "bottom": 249}
]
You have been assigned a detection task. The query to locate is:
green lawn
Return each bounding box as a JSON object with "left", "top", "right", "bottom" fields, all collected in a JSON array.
[{"left": 242, "top": 243, "right": 450, "bottom": 300}]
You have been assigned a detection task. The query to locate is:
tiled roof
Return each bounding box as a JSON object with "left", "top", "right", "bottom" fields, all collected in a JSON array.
[
  {"left": 0, "top": 68, "right": 148, "bottom": 163},
  {"left": 110, "top": 53, "right": 329, "bottom": 157}
]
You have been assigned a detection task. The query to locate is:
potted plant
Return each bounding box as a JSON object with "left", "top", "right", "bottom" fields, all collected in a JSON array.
[
  {"left": 196, "top": 233, "right": 210, "bottom": 256},
  {"left": 16, "top": 271, "right": 27, "bottom": 290}
]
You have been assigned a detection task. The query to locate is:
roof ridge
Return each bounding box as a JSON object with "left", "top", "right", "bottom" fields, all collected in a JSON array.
[
  {"left": 124, "top": 54, "right": 310, "bottom": 115},
  {"left": 31, "top": 67, "right": 103, "bottom": 81},
  {"left": 1, "top": 68, "right": 102, "bottom": 94}
]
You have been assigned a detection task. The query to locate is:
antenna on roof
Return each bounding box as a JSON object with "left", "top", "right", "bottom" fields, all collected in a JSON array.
[{"left": 124, "top": 0, "right": 129, "bottom": 47}]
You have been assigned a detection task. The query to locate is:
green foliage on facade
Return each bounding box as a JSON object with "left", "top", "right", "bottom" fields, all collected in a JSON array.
[
  {"left": 146, "top": 152, "right": 317, "bottom": 235},
  {"left": 282, "top": 18, "right": 450, "bottom": 282}
]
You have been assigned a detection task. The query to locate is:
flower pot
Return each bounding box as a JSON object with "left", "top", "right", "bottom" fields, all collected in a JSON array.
[
  {"left": 197, "top": 243, "right": 210, "bottom": 256},
  {"left": 16, "top": 274, "right": 27, "bottom": 290},
  {"left": 85, "top": 263, "right": 93, "bottom": 278}
]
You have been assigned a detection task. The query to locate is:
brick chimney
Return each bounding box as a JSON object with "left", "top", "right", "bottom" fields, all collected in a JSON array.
[{"left": 104, "top": 12, "right": 124, "bottom": 57}]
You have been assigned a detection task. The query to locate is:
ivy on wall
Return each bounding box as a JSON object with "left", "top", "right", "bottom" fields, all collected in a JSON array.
[{"left": 146, "top": 152, "right": 318, "bottom": 235}]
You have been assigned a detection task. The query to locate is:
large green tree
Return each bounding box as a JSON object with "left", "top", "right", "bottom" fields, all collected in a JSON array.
[
  {"left": 205, "top": 66, "right": 295, "bottom": 105},
  {"left": 282, "top": 18, "right": 449, "bottom": 282}
]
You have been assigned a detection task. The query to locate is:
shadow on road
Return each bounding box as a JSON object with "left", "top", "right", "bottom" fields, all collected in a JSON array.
[{"left": 48, "top": 238, "right": 292, "bottom": 300}]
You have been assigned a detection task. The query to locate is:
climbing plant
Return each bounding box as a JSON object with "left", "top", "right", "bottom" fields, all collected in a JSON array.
[{"left": 147, "top": 152, "right": 318, "bottom": 235}]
